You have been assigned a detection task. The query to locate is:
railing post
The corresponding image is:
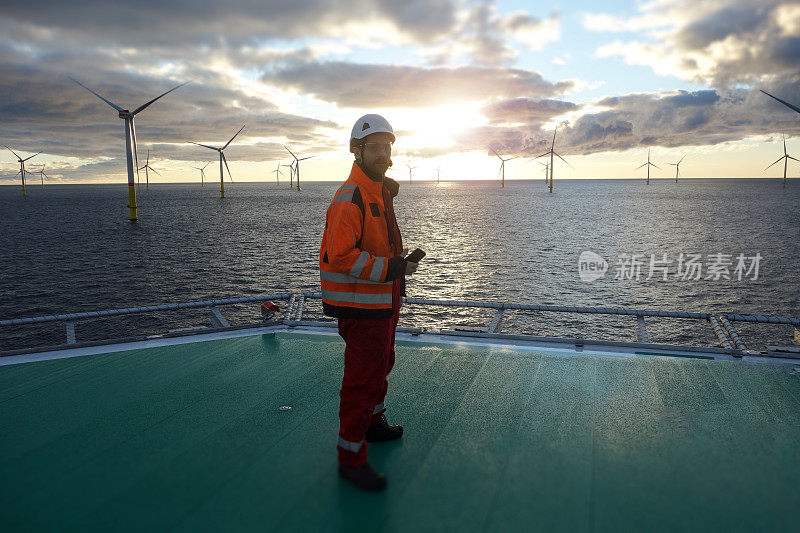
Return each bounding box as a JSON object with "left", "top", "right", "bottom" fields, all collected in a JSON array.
[
  {"left": 709, "top": 316, "right": 734, "bottom": 350},
  {"left": 284, "top": 295, "right": 296, "bottom": 323},
  {"left": 208, "top": 306, "right": 230, "bottom": 328},
  {"left": 636, "top": 315, "right": 649, "bottom": 343},
  {"left": 487, "top": 309, "right": 505, "bottom": 333},
  {"left": 65, "top": 322, "right": 76, "bottom": 344},
  {"left": 294, "top": 294, "right": 306, "bottom": 321},
  {"left": 719, "top": 316, "right": 747, "bottom": 351}
]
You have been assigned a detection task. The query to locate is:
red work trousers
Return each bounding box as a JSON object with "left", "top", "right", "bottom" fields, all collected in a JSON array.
[{"left": 336, "top": 280, "right": 401, "bottom": 467}]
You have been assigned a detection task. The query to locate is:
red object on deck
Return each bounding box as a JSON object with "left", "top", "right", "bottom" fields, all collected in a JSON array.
[{"left": 261, "top": 301, "right": 280, "bottom": 320}]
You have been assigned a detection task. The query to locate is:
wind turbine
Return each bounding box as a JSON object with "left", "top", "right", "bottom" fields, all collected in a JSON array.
[
  {"left": 70, "top": 77, "right": 187, "bottom": 221},
  {"left": 407, "top": 161, "right": 416, "bottom": 183},
  {"left": 4, "top": 146, "right": 41, "bottom": 196},
  {"left": 137, "top": 149, "right": 161, "bottom": 190},
  {"left": 532, "top": 159, "right": 550, "bottom": 184},
  {"left": 491, "top": 148, "right": 516, "bottom": 188},
  {"left": 281, "top": 162, "right": 294, "bottom": 187},
  {"left": 437, "top": 166, "right": 441, "bottom": 184},
  {"left": 284, "top": 146, "right": 312, "bottom": 191},
  {"left": 760, "top": 90, "right": 800, "bottom": 114},
  {"left": 668, "top": 154, "right": 687, "bottom": 182},
  {"left": 285, "top": 160, "right": 296, "bottom": 188},
  {"left": 272, "top": 162, "right": 285, "bottom": 185},
  {"left": 192, "top": 162, "right": 210, "bottom": 187},
  {"left": 34, "top": 164, "right": 50, "bottom": 188},
  {"left": 537, "top": 126, "right": 570, "bottom": 193},
  {"left": 190, "top": 124, "right": 245, "bottom": 198},
  {"left": 765, "top": 134, "right": 798, "bottom": 188},
  {"left": 635, "top": 149, "right": 660, "bottom": 184}
]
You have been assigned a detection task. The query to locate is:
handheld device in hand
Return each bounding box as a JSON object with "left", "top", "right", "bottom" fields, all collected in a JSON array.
[{"left": 406, "top": 248, "right": 426, "bottom": 263}]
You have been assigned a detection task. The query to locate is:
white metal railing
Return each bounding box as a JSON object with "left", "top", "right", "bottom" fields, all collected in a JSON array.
[{"left": 1, "top": 292, "right": 798, "bottom": 356}]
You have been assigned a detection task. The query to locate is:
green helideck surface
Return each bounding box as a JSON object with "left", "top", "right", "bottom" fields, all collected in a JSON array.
[{"left": 1, "top": 332, "right": 799, "bottom": 531}]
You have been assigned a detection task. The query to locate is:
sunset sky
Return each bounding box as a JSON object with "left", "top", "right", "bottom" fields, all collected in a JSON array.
[{"left": 1, "top": 0, "right": 799, "bottom": 183}]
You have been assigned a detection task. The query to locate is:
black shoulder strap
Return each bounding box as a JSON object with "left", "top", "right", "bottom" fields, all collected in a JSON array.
[{"left": 352, "top": 186, "right": 365, "bottom": 249}]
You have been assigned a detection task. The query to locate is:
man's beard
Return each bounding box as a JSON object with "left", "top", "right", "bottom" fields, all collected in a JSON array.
[{"left": 361, "top": 157, "right": 392, "bottom": 182}]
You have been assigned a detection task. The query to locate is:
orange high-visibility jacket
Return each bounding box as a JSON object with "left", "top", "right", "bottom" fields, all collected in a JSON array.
[{"left": 320, "top": 163, "right": 405, "bottom": 319}]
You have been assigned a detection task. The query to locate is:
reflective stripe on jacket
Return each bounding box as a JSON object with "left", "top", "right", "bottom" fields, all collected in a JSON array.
[{"left": 320, "top": 163, "right": 404, "bottom": 319}]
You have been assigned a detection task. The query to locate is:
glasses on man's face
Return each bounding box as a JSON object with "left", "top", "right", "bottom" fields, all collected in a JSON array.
[{"left": 362, "top": 142, "right": 393, "bottom": 154}]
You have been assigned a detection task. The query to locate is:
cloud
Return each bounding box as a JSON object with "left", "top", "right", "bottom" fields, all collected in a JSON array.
[
  {"left": 267, "top": 62, "right": 573, "bottom": 108},
  {"left": 0, "top": 1, "right": 459, "bottom": 49},
  {"left": 588, "top": 0, "right": 800, "bottom": 88},
  {"left": 421, "top": 86, "right": 800, "bottom": 158},
  {"left": 420, "top": 3, "right": 561, "bottom": 66},
  {"left": 482, "top": 98, "right": 580, "bottom": 124}
]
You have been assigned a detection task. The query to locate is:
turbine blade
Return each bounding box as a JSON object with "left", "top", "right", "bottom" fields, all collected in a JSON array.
[
  {"left": 222, "top": 124, "right": 246, "bottom": 150},
  {"left": 4, "top": 146, "right": 21, "bottom": 159},
  {"left": 130, "top": 118, "right": 140, "bottom": 182},
  {"left": 678, "top": 154, "right": 687, "bottom": 164},
  {"left": 536, "top": 152, "right": 550, "bottom": 158},
  {"left": 788, "top": 155, "right": 800, "bottom": 162},
  {"left": 22, "top": 151, "right": 42, "bottom": 161},
  {"left": 635, "top": 163, "right": 647, "bottom": 170},
  {"left": 764, "top": 156, "right": 784, "bottom": 170},
  {"left": 760, "top": 90, "right": 800, "bottom": 114},
  {"left": 69, "top": 77, "right": 124, "bottom": 112},
  {"left": 222, "top": 152, "right": 233, "bottom": 182},
  {"left": 283, "top": 145, "right": 298, "bottom": 159},
  {"left": 150, "top": 167, "right": 161, "bottom": 176},
  {"left": 299, "top": 156, "right": 314, "bottom": 161},
  {"left": 554, "top": 152, "right": 571, "bottom": 168},
  {"left": 132, "top": 81, "right": 190, "bottom": 115},
  {"left": 190, "top": 141, "right": 219, "bottom": 151},
  {"left": 651, "top": 163, "right": 661, "bottom": 170},
  {"left": 491, "top": 147, "right": 501, "bottom": 158}
]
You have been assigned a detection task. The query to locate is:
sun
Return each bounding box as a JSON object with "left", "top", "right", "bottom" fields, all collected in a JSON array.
[{"left": 391, "top": 102, "right": 487, "bottom": 152}]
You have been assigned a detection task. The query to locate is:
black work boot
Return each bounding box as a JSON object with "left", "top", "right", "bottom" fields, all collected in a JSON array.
[
  {"left": 365, "top": 413, "right": 404, "bottom": 442},
  {"left": 338, "top": 462, "right": 387, "bottom": 491}
]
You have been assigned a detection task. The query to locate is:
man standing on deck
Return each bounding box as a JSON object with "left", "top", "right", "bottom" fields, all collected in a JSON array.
[{"left": 319, "top": 114, "right": 418, "bottom": 491}]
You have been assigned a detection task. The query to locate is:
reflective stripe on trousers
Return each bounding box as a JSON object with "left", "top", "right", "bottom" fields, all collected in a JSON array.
[{"left": 337, "top": 436, "right": 364, "bottom": 453}]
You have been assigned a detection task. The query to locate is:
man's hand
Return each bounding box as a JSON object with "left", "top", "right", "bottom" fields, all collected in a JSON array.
[{"left": 401, "top": 248, "right": 418, "bottom": 275}]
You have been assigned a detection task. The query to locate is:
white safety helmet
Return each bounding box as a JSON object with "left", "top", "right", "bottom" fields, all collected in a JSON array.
[{"left": 350, "top": 114, "right": 395, "bottom": 142}]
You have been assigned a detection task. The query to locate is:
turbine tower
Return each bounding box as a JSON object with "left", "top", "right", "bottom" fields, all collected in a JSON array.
[
  {"left": 491, "top": 148, "right": 516, "bottom": 188},
  {"left": 407, "top": 162, "right": 416, "bottom": 183},
  {"left": 668, "top": 154, "right": 687, "bottom": 182},
  {"left": 4, "top": 146, "right": 41, "bottom": 196},
  {"left": 192, "top": 162, "right": 210, "bottom": 187},
  {"left": 635, "top": 149, "right": 660, "bottom": 184},
  {"left": 286, "top": 160, "right": 296, "bottom": 188},
  {"left": 137, "top": 149, "right": 161, "bottom": 190},
  {"left": 536, "top": 126, "right": 570, "bottom": 193},
  {"left": 765, "top": 134, "right": 798, "bottom": 188},
  {"left": 34, "top": 164, "right": 49, "bottom": 188},
  {"left": 281, "top": 162, "right": 294, "bottom": 187},
  {"left": 190, "top": 124, "right": 245, "bottom": 198},
  {"left": 533, "top": 159, "right": 550, "bottom": 184},
  {"left": 284, "top": 146, "right": 312, "bottom": 191},
  {"left": 760, "top": 90, "right": 800, "bottom": 114},
  {"left": 273, "top": 162, "right": 284, "bottom": 185},
  {"left": 437, "top": 166, "right": 441, "bottom": 184},
  {"left": 70, "top": 77, "right": 187, "bottom": 221}
]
